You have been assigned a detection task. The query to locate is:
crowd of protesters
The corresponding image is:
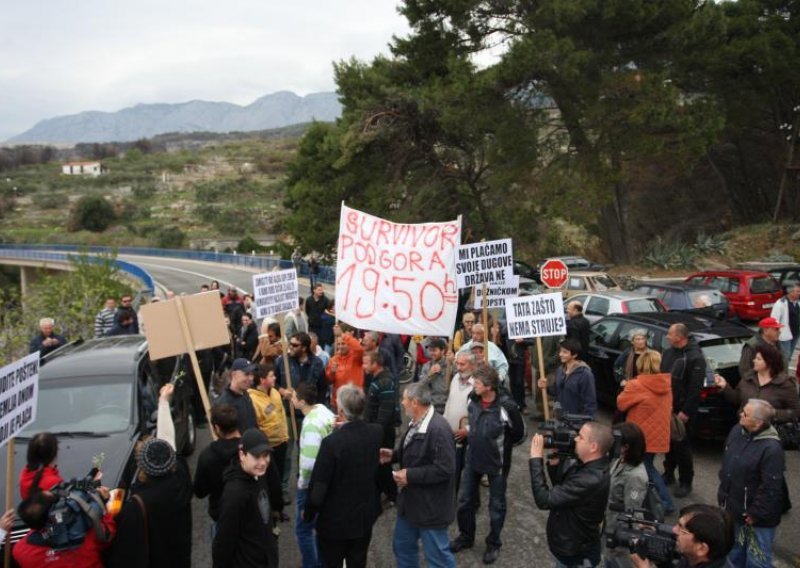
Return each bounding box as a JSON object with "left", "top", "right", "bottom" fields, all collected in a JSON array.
[{"left": 12, "top": 277, "right": 799, "bottom": 568}]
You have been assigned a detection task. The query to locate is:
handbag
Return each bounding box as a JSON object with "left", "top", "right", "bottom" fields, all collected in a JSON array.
[
  {"left": 670, "top": 414, "right": 686, "bottom": 442},
  {"left": 775, "top": 420, "right": 800, "bottom": 450}
]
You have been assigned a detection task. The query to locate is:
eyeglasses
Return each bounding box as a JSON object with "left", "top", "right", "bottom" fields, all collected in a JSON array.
[{"left": 676, "top": 522, "right": 691, "bottom": 536}]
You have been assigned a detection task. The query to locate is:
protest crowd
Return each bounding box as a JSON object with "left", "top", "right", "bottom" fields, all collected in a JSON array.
[{"left": 5, "top": 257, "right": 799, "bottom": 568}]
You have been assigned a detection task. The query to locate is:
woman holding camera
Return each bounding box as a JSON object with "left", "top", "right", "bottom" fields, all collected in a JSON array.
[{"left": 605, "top": 422, "right": 649, "bottom": 567}]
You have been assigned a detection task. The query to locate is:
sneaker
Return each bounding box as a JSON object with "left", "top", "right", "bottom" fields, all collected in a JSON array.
[
  {"left": 483, "top": 547, "right": 500, "bottom": 564},
  {"left": 673, "top": 484, "right": 692, "bottom": 498},
  {"left": 450, "top": 537, "right": 473, "bottom": 553}
]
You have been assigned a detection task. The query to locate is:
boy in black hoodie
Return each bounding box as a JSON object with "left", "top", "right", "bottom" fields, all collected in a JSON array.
[
  {"left": 194, "top": 404, "right": 242, "bottom": 526},
  {"left": 213, "top": 428, "right": 283, "bottom": 568}
]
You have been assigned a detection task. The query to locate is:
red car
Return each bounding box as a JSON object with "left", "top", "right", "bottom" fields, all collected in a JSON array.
[{"left": 684, "top": 270, "right": 782, "bottom": 321}]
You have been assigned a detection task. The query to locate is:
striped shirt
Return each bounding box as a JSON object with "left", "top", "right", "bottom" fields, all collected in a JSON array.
[
  {"left": 94, "top": 308, "right": 116, "bottom": 338},
  {"left": 298, "top": 404, "right": 335, "bottom": 489}
]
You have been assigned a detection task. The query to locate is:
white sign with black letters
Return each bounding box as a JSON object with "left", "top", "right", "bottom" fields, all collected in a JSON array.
[
  {"left": 455, "top": 238, "right": 514, "bottom": 289},
  {"left": 475, "top": 275, "right": 520, "bottom": 309},
  {"left": 252, "top": 269, "right": 300, "bottom": 319},
  {"left": 505, "top": 292, "right": 567, "bottom": 339},
  {"left": 0, "top": 352, "right": 40, "bottom": 449}
]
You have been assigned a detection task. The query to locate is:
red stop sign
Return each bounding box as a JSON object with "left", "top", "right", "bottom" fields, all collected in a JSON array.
[{"left": 540, "top": 259, "right": 569, "bottom": 289}]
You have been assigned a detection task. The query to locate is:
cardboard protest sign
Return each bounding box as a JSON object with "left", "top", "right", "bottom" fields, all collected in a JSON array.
[
  {"left": 505, "top": 292, "right": 567, "bottom": 339},
  {"left": 455, "top": 239, "right": 514, "bottom": 289},
  {"left": 474, "top": 275, "right": 520, "bottom": 309},
  {"left": 336, "top": 204, "right": 461, "bottom": 336},
  {"left": 141, "top": 291, "right": 230, "bottom": 361},
  {"left": 0, "top": 352, "right": 39, "bottom": 449},
  {"left": 252, "top": 269, "right": 299, "bottom": 319}
]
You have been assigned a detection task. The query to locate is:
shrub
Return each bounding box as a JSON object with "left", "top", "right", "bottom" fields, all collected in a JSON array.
[
  {"left": 68, "top": 195, "right": 116, "bottom": 232},
  {"left": 152, "top": 226, "right": 186, "bottom": 249}
]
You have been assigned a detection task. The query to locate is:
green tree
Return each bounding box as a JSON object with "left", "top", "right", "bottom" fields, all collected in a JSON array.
[
  {"left": 152, "top": 226, "right": 187, "bottom": 249},
  {"left": 68, "top": 195, "right": 117, "bottom": 232}
]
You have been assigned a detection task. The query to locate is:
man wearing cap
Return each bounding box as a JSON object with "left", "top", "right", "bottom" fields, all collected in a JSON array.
[
  {"left": 457, "top": 323, "right": 508, "bottom": 386},
  {"left": 419, "top": 338, "right": 451, "bottom": 414},
  {"left": 739, "top": 317, "right": 787, "bottom": 379},
  {"left": 214, "top": 428, "right": 283, "bottom": 568},
  {"left": 215, "top": 358, "right": 259, "bottom": 432}
]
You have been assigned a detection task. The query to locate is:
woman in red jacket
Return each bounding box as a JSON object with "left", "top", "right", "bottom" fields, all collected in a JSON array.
[
  {"left": 617, "top": 350, "right": 674, "bottom": 514},
  {"left": 19, "top": 432, "right": 63, "bottom": 500}
]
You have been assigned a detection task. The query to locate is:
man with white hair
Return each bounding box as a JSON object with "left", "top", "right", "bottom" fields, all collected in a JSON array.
[
  {"left": 29, "top": 317, "right": 67, "bottom": 359},
  {"left": 457, "top": 323, "right": 508, "bottom": 385}
]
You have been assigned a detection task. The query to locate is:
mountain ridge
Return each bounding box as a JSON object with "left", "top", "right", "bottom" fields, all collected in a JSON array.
[{"left": 8, "top": 91, "right": 341, "bottom": 144}]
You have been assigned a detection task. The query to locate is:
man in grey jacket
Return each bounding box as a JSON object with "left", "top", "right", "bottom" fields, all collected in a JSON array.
[{"left": 382, "top": 382, "right": 457, "bottom": 568}]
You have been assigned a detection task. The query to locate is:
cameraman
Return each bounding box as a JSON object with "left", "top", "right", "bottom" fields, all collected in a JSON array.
[
  {"left": 631, "top": 504, "right": 733, "bottom": 568},
  {"left": 530, "top": 421, "right": 613, "bottom": 567}
]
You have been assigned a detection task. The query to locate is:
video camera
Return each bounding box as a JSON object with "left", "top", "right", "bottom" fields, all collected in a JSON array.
[
  {"left": 537, "top": 404, "right": 593, "bottom": 456},
  {"left": 605, "top": 506, "right": 678, "bottom": 566}
]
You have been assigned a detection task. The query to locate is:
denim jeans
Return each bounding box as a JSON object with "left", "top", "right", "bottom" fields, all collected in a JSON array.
[
  {"left": 295, "top": 488, "right": 321, "bottom": 568},
  {"left": 554, "top": 540, "right": 601, "bottom": 567},
  {"left": 727, "top": 522, "right": 776, "bottom": 568},
  {"left": 393, "top": 514, "right": 455, "bottom": 568},
  {"left": 456, "top": 467, "right": 506, "bottom": 548},
  {"left": 779, "top": 340, "right": 794, "bottom": 364},
  {"left": 644, "top": 453, "right": 674, "bottom": 512}
]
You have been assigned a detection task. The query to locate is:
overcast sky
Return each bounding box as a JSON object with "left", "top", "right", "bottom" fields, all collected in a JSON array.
[{"left": 0, "top": 1, "right": 410, "bottom": 141}]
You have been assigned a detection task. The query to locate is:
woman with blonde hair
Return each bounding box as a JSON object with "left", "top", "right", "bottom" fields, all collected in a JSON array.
[{"left": 617, "top": 349, "right": 675, "bottom": 514}]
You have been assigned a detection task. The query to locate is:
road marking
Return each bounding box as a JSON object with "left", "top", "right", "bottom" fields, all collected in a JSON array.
[{"left": 133, "top": 262, "right": 248, "bottom": 294}]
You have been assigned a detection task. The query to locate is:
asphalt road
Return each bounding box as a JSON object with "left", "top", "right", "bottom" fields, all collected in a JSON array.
[{"left": 130, "top": 256, "right": 800, "bottom": 567}]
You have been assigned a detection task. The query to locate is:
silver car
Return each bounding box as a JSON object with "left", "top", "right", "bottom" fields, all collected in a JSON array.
[{"left": 567, "top": 291, "right": 666, "bottom": 323}]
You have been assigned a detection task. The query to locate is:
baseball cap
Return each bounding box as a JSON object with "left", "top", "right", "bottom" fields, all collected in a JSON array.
[
  {"left": 240, "top": 428, "right": 272, "bottom": 456},
  {"left": 470, "top": 341, "right": 485, "bottom": 350},
  {"left": 231, "top": 358, "right": 257, "bottom": 373},
  {"left": 758, "top": 317, "right": 783, "bottom": 329}
]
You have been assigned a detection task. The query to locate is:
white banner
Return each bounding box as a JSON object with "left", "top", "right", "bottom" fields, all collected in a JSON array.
[
  {"left": 505, "top": 292, "right": 567, "bottom": 339},
  {"left": 252, "top": 269, "right": 300, "bottom": 319},
  {"left": 336, "top": 204, "right": 461, "bottom": 336},
  {"left": 455, "top": 238, "right": 514, "bottom": 289},
  {"left": 475, "top": 275, "right": 520, "bottom": 309},
  {"left": 0, "top": 352, "right": 40, "bottom": 449}
]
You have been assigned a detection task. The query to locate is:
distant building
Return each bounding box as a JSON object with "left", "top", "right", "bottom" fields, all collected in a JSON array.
[{"left": 61, "top": 161, "right": 107, "bottom": 176}]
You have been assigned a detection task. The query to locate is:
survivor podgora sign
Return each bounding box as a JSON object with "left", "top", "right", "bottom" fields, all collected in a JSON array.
[
  {"left": 336, "top": 204, "right": 461, "bottom": 336},
  {"left": 0, "top": 352, "right": 40, "bottom": 449},
  {"left": 504, "top": 292, "right": 567, "bottom": 339}
]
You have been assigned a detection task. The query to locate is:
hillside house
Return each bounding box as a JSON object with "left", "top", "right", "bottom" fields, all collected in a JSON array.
[{"left": 61, "top": 161, "right": 107, "bottom": 176}]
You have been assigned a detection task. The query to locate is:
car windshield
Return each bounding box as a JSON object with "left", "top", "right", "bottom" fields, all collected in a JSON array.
[
  {"left": 20, "top": 378, "right": 133, "bottom": 437},
  {"left": 626, "top": 298, "right": 664, "bottom": 313},
  {"left": 592, "top": 275, "right": 619, "bottom": 290},
  {"left": 687, "top": 289, "right": 725, "bottom": 306},
  {"left": 700, "top": 337, "right": 749, "bottom": 370}
]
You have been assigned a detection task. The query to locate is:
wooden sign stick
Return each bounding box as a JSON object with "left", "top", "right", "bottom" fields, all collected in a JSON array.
[
  {"left": 279, "top": 320, "right": 299, "bottom": 441},
  {"left": 175, "top": 296, "right": 216, "bottom": 440},
  {"left": 536, "top": 336, "right": 550, "bottom": 421},
  {"left": 4, "top": 440, "right": 14, "bottom": 567},
  {"left": 481, "top": 283, "right": 489, "bottom": 364}
]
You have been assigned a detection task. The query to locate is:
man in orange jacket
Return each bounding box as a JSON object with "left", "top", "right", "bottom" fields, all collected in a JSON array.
[{"left": 326, "top": 324, "right": 364, "bottom": 409}]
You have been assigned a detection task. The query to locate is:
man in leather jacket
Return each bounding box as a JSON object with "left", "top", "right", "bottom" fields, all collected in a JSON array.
[{"left": 530, "top": 421, "right": 613, "bottom": 567}]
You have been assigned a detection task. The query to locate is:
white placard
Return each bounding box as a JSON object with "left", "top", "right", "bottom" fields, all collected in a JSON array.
[
  {"left": 0, "top": 352, "right": 40, "bottom": 449},
  {"left": 475, "top": 275, "right": 520, "bottom": 309},
  {"left": 505, "top": 292, "right": 567, "bottom": 339},
  {"left": 336, "top": 204, "right": 461, "bottom": 336},
  {"left": 252, "top": 269, "right": 300, "bottom": 319},
  {"left": 455, "top": 238, "right": 514, "bottom": 289}
]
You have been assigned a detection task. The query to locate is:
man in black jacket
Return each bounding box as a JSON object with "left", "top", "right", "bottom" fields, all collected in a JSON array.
[
  {"left": 193, "top": 405, "right": 241, "bottom": 528},
  {"left": 365, "top": 349, "right": 398, "bottom": 502},
  {"left": 530, "top": 420, "right": 613, "bottom": 567},
  {"left": 305, "top": 284, "right": 330, "bottom": 337},
  {"left": 382, "top": 381, "right": 456, "bottom": 568},
  {"left": 213, "top": 428, "right": 282, "bottom": 568},
  {"left": 214, "top": 358, "right": 258, "bottom": 432},
  {"left": 565, "top": 301, "right": 591, "bottom": 359},
  {"left": 660, "top": 323, "right": 706, "bottom": 498},
  {"left": 450, "top": 365, "right": 524, "bottom": 565},
  {"left": 717, "top": 399, "right": 787, "bottom": 567},
  {"left": 304, "top": 384, "right": 383, "bottom": 568}
]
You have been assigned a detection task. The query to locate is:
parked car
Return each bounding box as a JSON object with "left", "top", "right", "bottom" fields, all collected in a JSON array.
[
  {"left": 0, "top": 336, "right": 196, "bottom": 548},
  {"left": 563, "top": 271, "right": 622, "bottom": 298},
  {"left": 585, "top": 312, "right": 753, "bottom": 439},
  {"left": 738, "top": 262, "right": 800, "bottom": 294},
  {"left": 633, "top": 282, "right": 731, "bottom": 320},
  {"left": 514, "top": 259, "right": 540, "bottom": 283},
  {"left": 537, "top": 256, "right": 606, "bottom": 273},
  {"left": 567, "top": 291, "right": 666, "bottom": 323},
  {"left": 684, "top": 270, "right": 782, "bottom": 321}
]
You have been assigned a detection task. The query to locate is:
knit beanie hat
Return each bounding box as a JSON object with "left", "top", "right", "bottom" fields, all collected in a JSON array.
[{"left": 138, "top": 438, "right": 176, "bottom": 477}]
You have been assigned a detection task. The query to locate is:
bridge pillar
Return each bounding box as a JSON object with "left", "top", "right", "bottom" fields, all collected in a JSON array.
[{"left": 20, "top": 266, "right": 39, "bottom": 296}]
